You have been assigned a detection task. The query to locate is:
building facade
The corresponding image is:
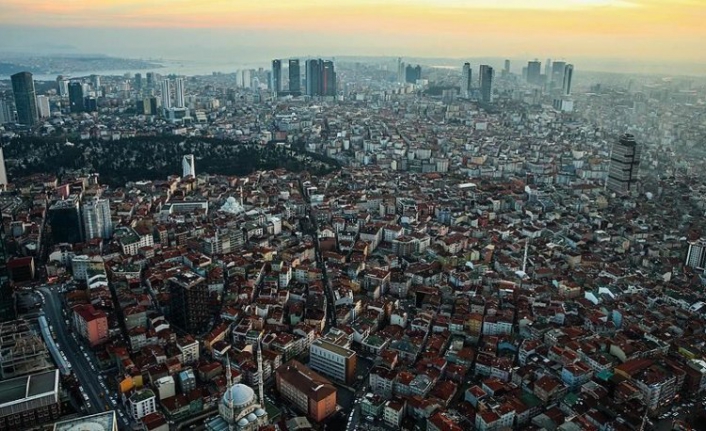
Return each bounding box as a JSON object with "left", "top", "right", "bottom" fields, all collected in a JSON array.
[
  {"left": 11, "top": 72, "right": 38, "bottom": 126},
  {"left": 276, "top": 360, "right": 337, "bottom": 422},
  {"left": 309, "top": 338, "right": 357, "bottom": 384},
  {"left": 607, "top": 133, "right": 641, "bottom": 194}
]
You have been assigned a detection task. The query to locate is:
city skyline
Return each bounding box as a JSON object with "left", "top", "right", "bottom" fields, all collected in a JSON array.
[{"left": 0, "top": 0, "right": 703, "bottom": 69}]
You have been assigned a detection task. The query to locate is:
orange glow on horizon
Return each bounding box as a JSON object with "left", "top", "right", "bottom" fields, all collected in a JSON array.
[{"left": 1, "top": 0, "right": 704, "bottom": 61}]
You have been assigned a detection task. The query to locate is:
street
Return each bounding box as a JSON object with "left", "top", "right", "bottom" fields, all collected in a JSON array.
[{"left": 39, "top": 286, "right": 131, "bottom": 429}]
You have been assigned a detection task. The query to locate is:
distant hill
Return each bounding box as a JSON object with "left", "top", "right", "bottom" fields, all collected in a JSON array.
[{"left": 3, "top": 137, "right": 340, "bottom": 186}]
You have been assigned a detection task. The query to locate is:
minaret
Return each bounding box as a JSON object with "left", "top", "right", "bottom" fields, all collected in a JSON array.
[
  {"left": 239, "top": 186, "right": 244, "bottom": 206},
  {"left": 225, "top": 355, "right": 234, "bottom": 408},
  {"left": 257, "top": 338, "right": 265, "bottom": 405},
  {"left": 522, "top": 237, "right": 530, "bottom": 274}
]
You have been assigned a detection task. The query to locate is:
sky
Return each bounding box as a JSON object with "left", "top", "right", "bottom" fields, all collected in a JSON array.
[{"left": 0, "top": 0, "right": 704, "bottom": 70}]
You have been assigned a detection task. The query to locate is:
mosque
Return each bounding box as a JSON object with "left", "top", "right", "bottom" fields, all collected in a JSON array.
[{"left": 205, "top": 355, "right": 268, "bottom": 431}]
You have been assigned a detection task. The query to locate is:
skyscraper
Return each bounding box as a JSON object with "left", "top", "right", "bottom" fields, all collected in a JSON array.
[
  {"left": 288, "top": 59, "right": 301, "bottom": 95},
  {"left": 544, "top": 59, "right": 552, "bottom": 78},
  {"left": 504, "top": 59, "right": 511, "bottom": 76},
  {"left": 551, "top": 61, "right": 566, "bottom": 88},
  {"left": 0, "top": 147, "right": 8, "bottom": 186},
  {"left": 174, "top": 78, "right": 185, "bottom": 108},
  {"left": 68, "top": 81, "right": 85, "bottom": 113},
  {"left": 322, "top": 60, "right": 336, "bottom": 97},
  {"left": 49, "top": 195, "right": 83, "bottom": 244},
  {"left": 405, "top": 65, "right": 422, "bottom": 84},
  {"left": 562, "top": 64, "right": 574, "bottom": 96},
  {"left": 460, "top": 63, "right": 472, "bottom": 97},
  {"left": 146, "top": 72, "right": 155, "bottom": 89},
  {"left": 168, "top": 271, "right": 210, "bottom": 333},
  {"left": 161, "top": 79, "right": 171, "bottom": 110},
  {"left": 305, "top": 59, "right": 321, "bottom": 96},
  {"left": 82, "top": 198, "right": 113, "bottom": 240},
  {"left": 0, "top": 100, "right": 13, "bottom": 124},
  {"left": 182, "top": 154, "right": 196, "bottom": 178},
  {"left": 36, "top": 95, "right": 50, "bottom": 118},
  {"left": 479, "top": 65, "right": 494, "bottom": 103},
  {"left": 272, "top": 59, "right": 282, "bottom": 95},
  {"left": 397, "top": 58, "right": 405, "bottom": 83},
  {"left": 134, "top": 73, "right": 143, "bottom": 91},
  {"left": 527, "top": 60, "right": 542, "bottom": 86},
  {"left": 11, "top": 72, "right": 38, "bottom": 126},
  {"left": 607, "top": 133, "right": 641, "bottom": 194}
]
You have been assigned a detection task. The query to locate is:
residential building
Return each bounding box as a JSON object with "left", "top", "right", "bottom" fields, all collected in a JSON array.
[
  {"left": 82, "top": 198, "right": 113, "bottom": 240},
  {"left": 309, "top": 338, "right": 357, "bottom": 384},
  {"left": 72, "top": 303, "right": 109, "bottom": 347},
  {"left": 276, "top": 360, "right": 337, "bottom": 422},
  {"left": 168, "top": 271, "right": 210, "bottom": 333},
  {"left": 128, "top": 389, "right": 157, "bottom": 420}
]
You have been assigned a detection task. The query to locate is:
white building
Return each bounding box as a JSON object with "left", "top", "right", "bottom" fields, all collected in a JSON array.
[
  {"left": 36, "top": 95, "right": 51, "bottom": 118},
  {"left": 182, "top": 154, "right": 196, "bottom": 178},
  {"left": 161, "top": 79, "right": 171, "bottom": 110},
  {"left": 0, "top": 147, "right": 7, "bottom": 186},
  {"left": 82, "top": 198, "right": 113, "bottom": 239},
  {"left": 174, "top": 77, "right": 185, "bottom": 108},
  {"left": 309, "top": 338, "right": 356, "bottom": 384},
  {"left": 128, "top": 389, "right": 157, "bottom": 420},
  {"left": 686, "top": 238, "right": 706, "bottom": 269}
]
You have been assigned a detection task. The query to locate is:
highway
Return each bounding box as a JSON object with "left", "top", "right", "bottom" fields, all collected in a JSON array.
[{"left": 39, "top": 286, "right": 131, "bottom": 429}]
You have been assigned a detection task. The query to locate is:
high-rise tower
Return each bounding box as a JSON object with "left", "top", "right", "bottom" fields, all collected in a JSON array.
[
  {"left": 551, "top": 61, "right": 566, "bottom": 89},
  {"left": 479, "top": 65, "right": 494, "bottom": 103},
  {"left": 562, "top": 64, "right": 574, "bottom": 96},
  {"left": 68, "top": 81, "right": 85, "bottom": 113},
  {"left": 527, "top": 60, "right": 542, "bottom": 86},
  {"left": 161, "top": 79, "right": 171, "bottom": 110},
  {"left": 460, "top": 63, "right": 472, "bottom": 97},
  {"left": 0, "top": 148, "right": 7, "bottom": 186},
  {"left": 607, "top": 133, "right": 641, "bottom": 194},
  {"left": 288, "top": 59, "right": 301, "bottom": 95},
  {"left": 174, "top": 77, "right": 185, "bottom": 108},
  {"left": 271, "top": 59, "right": 282, "bottom": 96},
  {"left": 182, "top": 154, "right": 196, "bottom": 178},
  {"left": 305, "top": 59, "right": 321, "bottom": 96},
  {"left": 321, "top": 60, "right": 336, "bottom": 97},
  {"left": 82, "top": 198, "right": 113, "bottom": 240},
  {"left": 11, "top": 72, "right": 38, "bottom": 126}
]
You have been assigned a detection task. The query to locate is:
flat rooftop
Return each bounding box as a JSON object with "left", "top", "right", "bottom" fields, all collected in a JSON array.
[
  {"left": 0, "top": 369, "right": 59, "bottom": 407},
  {"left": 53, "top": 411, "right": 117, "bottom": 431}
]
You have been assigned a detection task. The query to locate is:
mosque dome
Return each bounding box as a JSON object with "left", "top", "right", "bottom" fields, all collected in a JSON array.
[
  {"left": 222, "top": 384, "right": 255, "bottom": 408},
  {"left": 246, "top": 413, "right": 257, "bottom": 422},
  {"left": 255, "top": 408, "right": 266, "bottom": 417},
  {"left": 237, "top": 418, "right": 249, "bottom": 427}
]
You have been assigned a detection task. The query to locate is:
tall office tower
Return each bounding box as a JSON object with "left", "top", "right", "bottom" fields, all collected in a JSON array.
[
  {"left": 405, "top": 64, "right": 422, "bottom": 84},
  {"left": 607, "top": 133, "right": 641, "bottom": 194},
  {"left": 168, "top": 271, "right": 209, "bottom": 333},
  {"left": 0, "top": 100, "right": 14, "bottom": 124},
  {"left": 551, "top": 61, "right": 566, "bottom": 88},
  {"left": 397, "top": 58, "right": 405, "bottom": 83},
  {"left": 182, "top": 154, "right": 196, "bottom": 178},
  {"left": 544, "top": 59, "right": 552, "bottom": 78},
  {"left": 322, "top": 60, "right": 336, "bottom": 97},
  {"left": 241, "top": 69, "right": 252, "bottom": 89},
  {"left": 11, "top": 72, "right": 38, "bottom": 126},
  {"left": 0, "top": 147, "right": 8, "bottom": 186},
  {"left": 174, "top": 77, "right": 185, "bottom": 108},
  {"left": 305, "top": 59, "right": 322, "bottom": 96},
  {"left": 479, "top": 65, "right": 494, "bottom": 103},
  {"left": 90, "top": 74, "right": 101, "bottom": 89},
  {"left": 562, "top": 64, "right": 574, "bottom": 96},
  {"left": 504, "top": 59, "right": 511, "bottom": 76},
  {"left": 271, "top": 59, "right": 282, "bottom": 95},
  {"left": 68, "top": 81, "right": 85, "bottom": 113},
  {"left": 134, "top": 73, "right": 143, "bottom": 91},
  {"left": 686, "top": 238, "right": 706, "bottom": 269},
  {"left": 161, "top": 79, "right": 171, "bottom": 110},
  {"left": 146, "top": 72, "right": 155, "bottom": 88},
  {"left": 82, "top": 198, "right": 113, "bottom": 240},
  {"left": 288, "top": 59, "right": 301, "bottom": 95},
  {"left": 460, "top": 62, "right": 472, "bottom": 97},
  {"left": 527, "top": 60, "right": 542, "bottom": 85},
  {"left": 36, "top": 95, "right": 51, "bottom": 118},
  {"left": 49, "top": 195, "right": 83, "bottom": 244}
]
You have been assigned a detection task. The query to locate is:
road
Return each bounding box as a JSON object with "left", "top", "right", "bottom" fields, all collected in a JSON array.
[
  {"left": 298, "top": 179, "right": 337, "bottom": 329},
  {"left": 39, "top": 286, "right": 130, "bottom": 429}
]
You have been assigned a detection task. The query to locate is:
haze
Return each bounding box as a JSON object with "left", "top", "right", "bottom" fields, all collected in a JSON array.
[{"left": 1, "top": 0, "right": 704, "bottom": 72}]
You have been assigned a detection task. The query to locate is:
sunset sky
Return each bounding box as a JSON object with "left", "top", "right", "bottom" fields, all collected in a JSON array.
[{"left": 1, "top": 0, "right": 704, "bottom": 68}]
